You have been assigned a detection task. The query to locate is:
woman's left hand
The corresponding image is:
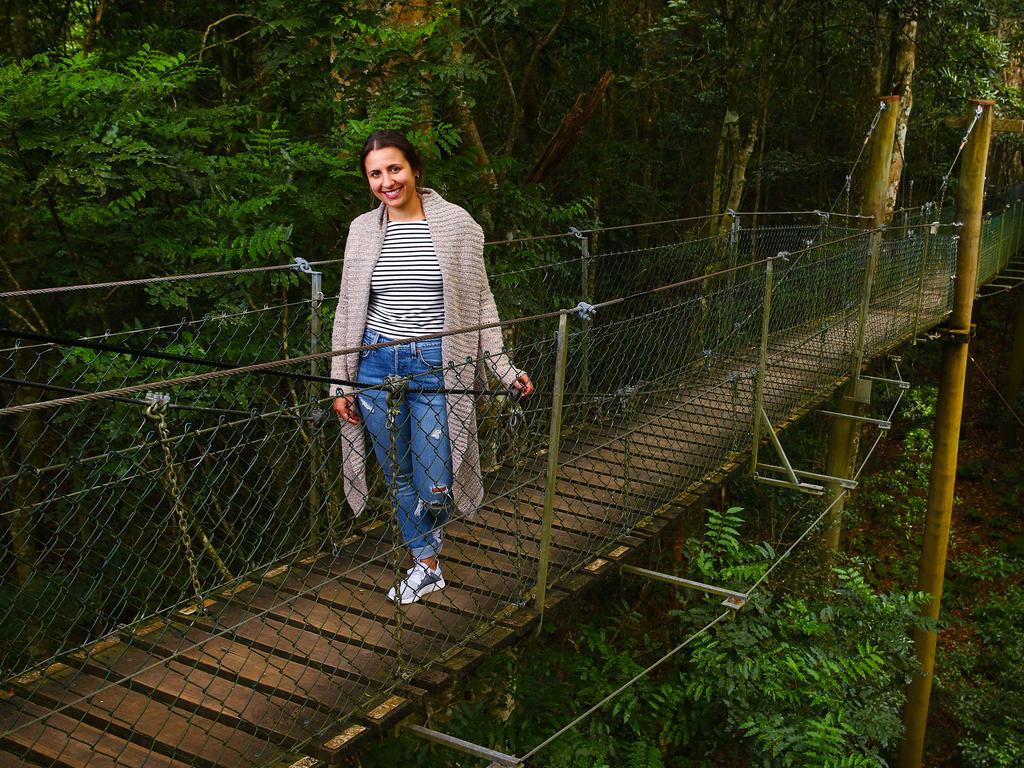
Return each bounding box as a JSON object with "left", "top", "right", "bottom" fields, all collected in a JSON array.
[{"left": 512, "top": 372, "right": 534, "bottom": 399}]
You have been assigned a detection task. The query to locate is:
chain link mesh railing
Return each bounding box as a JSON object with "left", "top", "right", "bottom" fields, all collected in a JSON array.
[{"left": 0, "top": 201, "right": 1021, "bottom": 767}]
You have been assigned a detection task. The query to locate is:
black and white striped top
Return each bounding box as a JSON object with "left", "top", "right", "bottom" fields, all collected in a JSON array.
[{"left": 365, "top": 220, "right": 445, "bottom": 338}]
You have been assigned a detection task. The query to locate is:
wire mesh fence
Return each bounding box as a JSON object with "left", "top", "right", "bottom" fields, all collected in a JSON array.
[{"left": 0, "top": 201, "right": 1021, "bottom": 767}]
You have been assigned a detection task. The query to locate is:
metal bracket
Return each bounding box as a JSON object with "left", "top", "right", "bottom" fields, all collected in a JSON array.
[
  {"left": 568, "top": 225, "right": 585, "bottom": 240},
  {"left": 752, "top": 407, "right": 824, "bottom": 494},
  {"left": 757, "top": 464, "right": 857, "bottom": 490},
  {"left": 291, "top": 257, "right": 315, "bottom": 275},
  {"left": 573, "top": 301, "right": 597, "bottom": 320},
  {"left": 860, "top": 374, "right": 911, "bottom": 390},
  {"left": 818, "top": 409, "right": 891, "bottom": 430},
  {"left": 404, "top": 724, "right": 521, "bottom": 767},
  {"left": 936, "top": 324, "right": 976, "bottom": 344},
  {"left": 621, "top": 564, "right": 746, "bottom": 610}
]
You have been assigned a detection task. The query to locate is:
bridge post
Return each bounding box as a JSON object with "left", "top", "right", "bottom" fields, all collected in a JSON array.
[
  {"left": 750, "top": 258, "right": 774, "bottom": 473},
  {"left": 577, "top": 231, "right": 593, "bottom": 399},
  {"left": 911, "top": 203, "right": 934, "bottom": 342},
  {"left": 821, "top": 95, "right": 901, "bottom": 558},
  {"left": 535, "top": 311, "right": 570, "bottom": 622},
  {"left": 308, "top": 267, "right": 326, "bottom": 544},
  {"left": 898, "top": 99, "right": 995, "bottom": 768}
]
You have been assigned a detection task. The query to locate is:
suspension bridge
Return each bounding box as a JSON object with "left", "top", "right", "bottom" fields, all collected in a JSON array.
[{"left": 2, "top": 126, "right": 1023, "bottom": 765}]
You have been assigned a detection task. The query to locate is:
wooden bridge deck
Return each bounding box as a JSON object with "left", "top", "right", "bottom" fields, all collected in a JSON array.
[{"left": 0, "top": 296, "right": 942, "bottom": 767}]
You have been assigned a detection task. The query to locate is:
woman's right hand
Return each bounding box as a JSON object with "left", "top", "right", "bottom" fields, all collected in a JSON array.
[{"left": 333, "top": 395, "right": 361, "bottom": 425}]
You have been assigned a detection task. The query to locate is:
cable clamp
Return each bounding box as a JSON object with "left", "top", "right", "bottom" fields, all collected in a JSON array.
[
  {"left": 573, "top": 301, "right": 597, "bottom": 320},
  {"left": 930, "top": 221, "right": 940, "bottom": 235},
  {"left": 775, "top": 251, "right": 790, "bottom": 262},
  {"left": 814, "top": 210, "right": 830, "bottom": 222},
  {"left": 568, "top": 226, "right": 585, "bottom": 240},
  {"left": 291, "top": 257, "right": 314, "bottom": 275},
  {"left": 144, "top": 391, "right": 171, "bottom": 412},
  {"left": 936, "top": 324, "right": 975, "bottom": 344}
]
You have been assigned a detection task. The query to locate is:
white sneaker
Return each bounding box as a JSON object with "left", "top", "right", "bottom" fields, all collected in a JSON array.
[{"left": 386, "top": 562, "right": 445, "bottom": 605}]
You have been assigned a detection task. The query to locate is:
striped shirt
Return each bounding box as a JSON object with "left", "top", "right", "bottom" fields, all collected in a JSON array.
[{"left": 365, "top": 220, "right": 445, "bottom": 338}]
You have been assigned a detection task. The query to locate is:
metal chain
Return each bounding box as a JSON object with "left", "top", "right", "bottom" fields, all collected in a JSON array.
[
  {"left": 143, "top": 395, "right": 206, "bottom": 610},
  {"left": 383, "top": 374, "right": 409, "bottom": 677}
]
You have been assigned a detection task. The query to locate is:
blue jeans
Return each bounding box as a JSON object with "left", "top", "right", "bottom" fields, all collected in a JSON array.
[{"left": 356, "top": 329, "right": 452, "bottom": 560}]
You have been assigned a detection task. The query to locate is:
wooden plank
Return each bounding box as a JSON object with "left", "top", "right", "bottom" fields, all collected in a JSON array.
[
  {"left": 485, "top": 481, "right": 629, "bottom": 532},
  {"left": 17, "top": 666, "right": 280, "bottom": 768},
  {"left": 0, "top": 698, "right": 193, "bottom": 768},
  {"left": 343, "top": 549, "right": 523, "bottom": 615},
  {"left": 274, "top": 568, "right": 479, "bottom": 641},
  {"left": 129, "top": 621, "right": 371, "bottom": 715},
  {"left": 0, "top": 747, "right": 38, "bottom": 767},
  {"left": 74, "top": 644, "right": 332, "bottom": 748},
  {"left": 461, "top": 506, "right": 598, "bottom": 554},
  {"left": 188, "top": 596, "right": 423, "bottom": 675},
  {"left": 193, "top": 607, "right": 398, "bottom": 688},
  {"left": 335, "top": 530, "right": 535, "bottom": 595},
  {"left": 223, "top": 583, "right": 439, "bottom": 662}
]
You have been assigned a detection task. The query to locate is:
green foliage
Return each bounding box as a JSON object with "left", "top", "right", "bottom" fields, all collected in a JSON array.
[
  {"left": 675, "top": 509, "right": 924, "bottom": 768},
  {"left": 939, "top": 586, "right": 1024, "bottom": 767},
  {"left": 858, "top": 386, "right": 938, "bottom": 544}
]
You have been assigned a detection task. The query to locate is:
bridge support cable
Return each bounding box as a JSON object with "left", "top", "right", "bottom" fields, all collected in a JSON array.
[{"left": 898, "top": 98, "right": 996, "bottom": 768}]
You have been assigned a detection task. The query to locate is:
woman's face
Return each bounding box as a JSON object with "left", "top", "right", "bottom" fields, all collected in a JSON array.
[{"left": 364, "top": 146, "right": 419, "bottom": 217}]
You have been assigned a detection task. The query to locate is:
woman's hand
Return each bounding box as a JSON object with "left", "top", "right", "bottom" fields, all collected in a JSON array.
[
  {"left": 512, "top": 372, "right": 534, "bottom": 399},
  {"left": 333, "top": 395, "right": 361, "bottom": 425}
]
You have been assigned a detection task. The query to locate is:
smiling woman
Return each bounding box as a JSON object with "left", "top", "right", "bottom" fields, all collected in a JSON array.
[{"left": 330, "top": 130, "right": 534, "bottom": 605}]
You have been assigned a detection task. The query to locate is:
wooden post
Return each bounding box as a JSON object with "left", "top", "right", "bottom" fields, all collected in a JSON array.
[
  {"left": 898, "top": 99, "right": 995, "bottom": 768},
  {"left": 821, "top": 96, "right": 900, "bottom": 557}
]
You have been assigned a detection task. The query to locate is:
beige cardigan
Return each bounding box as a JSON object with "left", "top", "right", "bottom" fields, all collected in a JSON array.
[{"left": 330, "top": 189, "right": 522, "bottom": 519}]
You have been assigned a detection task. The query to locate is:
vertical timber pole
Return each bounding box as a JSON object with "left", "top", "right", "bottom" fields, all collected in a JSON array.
[
  {"left": 898, "top": 99, "right": 995, "bottom": 768},
  {"left": 821, "top": 95, "right": 901, "bottom": 558},
  {"left": 535, "top": 312, "right": 569, "bottom": 623},
  {"left": 750, "top": 258, "right": 774, "bottom": 474}
]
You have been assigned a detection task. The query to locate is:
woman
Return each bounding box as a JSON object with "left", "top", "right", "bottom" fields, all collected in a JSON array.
[{"left": 331, "top": 131, "right": 533, "bottom": 605}]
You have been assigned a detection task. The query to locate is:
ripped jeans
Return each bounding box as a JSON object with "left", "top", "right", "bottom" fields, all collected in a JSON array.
[{"left": 356, "top": 329, "right": 452, "bottom": 560}]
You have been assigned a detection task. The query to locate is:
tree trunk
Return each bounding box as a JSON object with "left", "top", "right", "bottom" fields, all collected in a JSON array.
[
  {"left": 450, "top": 6, "right": 497, "bottom": 189},
  {"left": 721, "top": 115, "right": 760, "bottom": 234},
  {"left": 709, "top": 108, "right": 737, "bottom": 230},
  {"left": 82, "top": 0, "right": 106, "bottom": 56},
  {"left": 884, "top": 17, "right": 917, "bottom": 220}
]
